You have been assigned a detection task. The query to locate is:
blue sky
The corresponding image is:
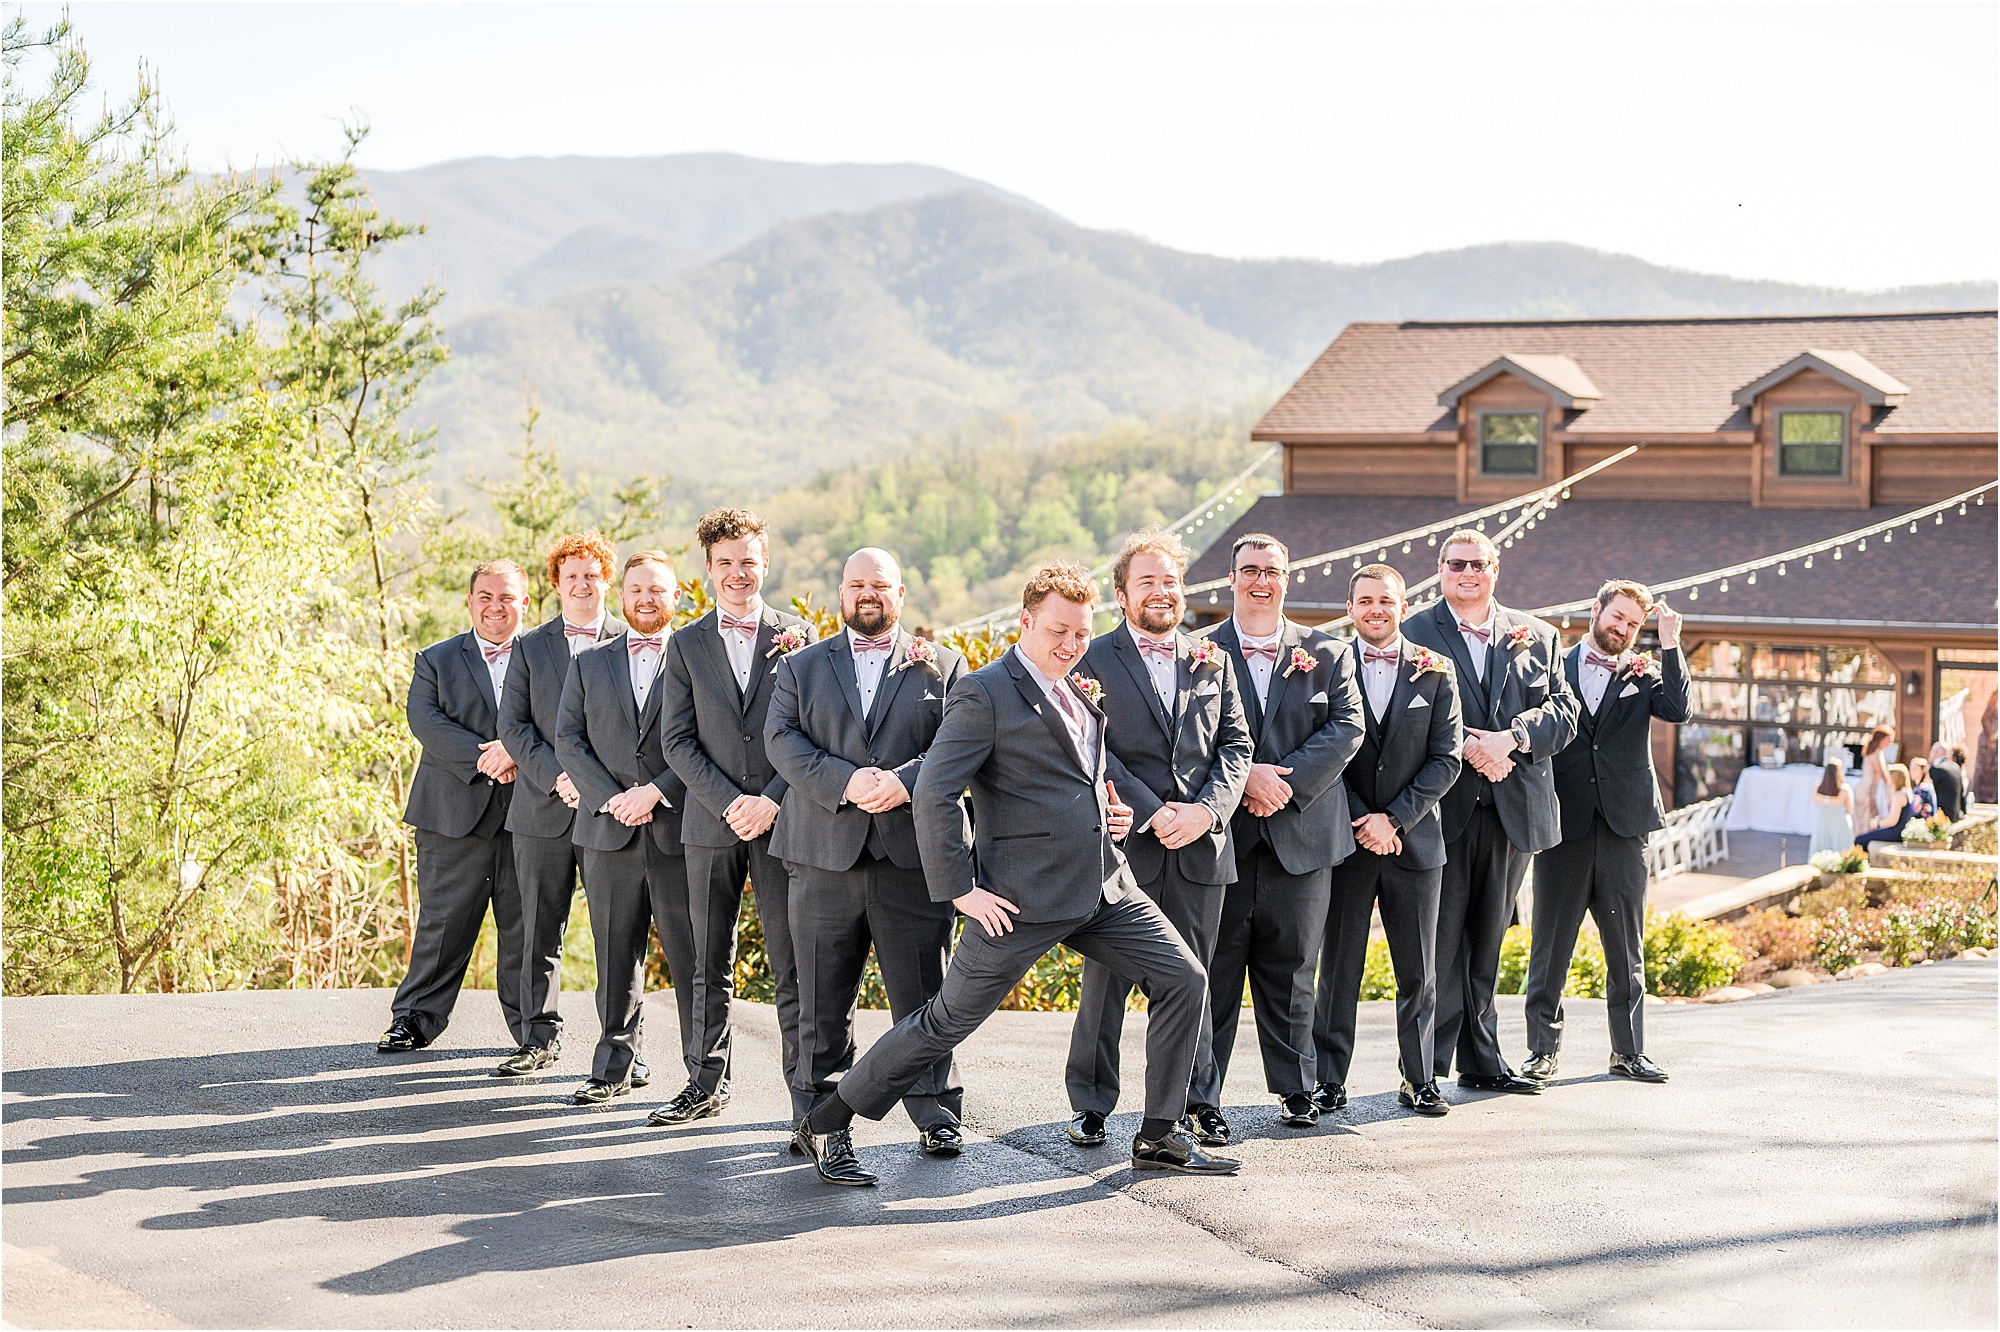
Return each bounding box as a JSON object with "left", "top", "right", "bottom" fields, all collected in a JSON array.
[{"left": 18, "top": 2, "right": 1997, "bottom": 290}]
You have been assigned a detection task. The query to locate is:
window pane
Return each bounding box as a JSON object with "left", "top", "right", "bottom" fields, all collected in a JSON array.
[
  {"left": 1781, "top": 443, "right": 1843, "bottom": 476},
  {"left": 1482, "top": 413, "right": 1540, "bottom": 444},
  {"left": 1750, "top": 644, "right": 1823, "bottom": 680},
  {"left": 1824, "top": 687, "right": 1895, "bottom": 731},
  {"left": 1687, "top": 641, "right": 1744, "bottom": 677},
  {"left": 1754, "top": 684, "right": 1820, "bottom": 725},
  {"left": 1827, "top": 646, "right": 1896, "bottom": 685},
  {"left": 1678, "top": 724, "right": 1745, "bottom": 805},
  {"left": 1481, "top": 412, "right": 1540, "bottom": 475},
  {"left": 1691, "top": 681, "right": 1748, "bottom": 719},
  {"left": 1823, "top": 730, "right": 1868, "bottom": 769},
  {"left": 1779, "top": 412, "right": 1844, "bottom": 477},
  {"left": 1780, "top": 411, "right": 1843, "bottom": 444},
  {"left": 1938, "top": 648, "right": 1999, "bottom": 666},
  {"left": 1752, "top": 726, "right": 1820, "bottom": 766}
]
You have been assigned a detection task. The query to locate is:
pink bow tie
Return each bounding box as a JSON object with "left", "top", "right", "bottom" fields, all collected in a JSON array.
[
  {"left": 1363, "top": 646, "right": 1399, "bottom": 664},
  {"left": 1136, "top": 637, "right": 1176, "bottom": 662},
  {"left": 1458, "top": 622, "right": 1491, "bottom": 644},
  {"left": 1585, "top": 650, "right": 1620, "bottom": 672},
  {"left": 628, "top": 634, "right": 664, "bottom": 656},
  {"left": 720, "top": 612, "right": 758, "bottom": 638},
  {"left": 563, "top": 621, "right": 598, "bottom": 640},
  {"left": 851, "top": 634, "right": 894, "bottom": 653},
  {"left": 1240, "top": 643, "right": 1279, "bottom": 663},
  {"left": 480, "top": 639, "right": 512, "bottom": 664}
]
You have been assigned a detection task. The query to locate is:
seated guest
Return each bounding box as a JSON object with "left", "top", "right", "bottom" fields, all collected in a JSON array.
[
  {"left": 1854, "top": 765, "right": 1916, "bottom": 849},
  {"left": 1929, "top": 743, "right": 1967, "bottom": 822},
  {"left": 1907, "top": 758, "right": 1938, "bottom": 820},
  {"left": 1808, "top": 762, "right": 1855, "bottom": 858}
]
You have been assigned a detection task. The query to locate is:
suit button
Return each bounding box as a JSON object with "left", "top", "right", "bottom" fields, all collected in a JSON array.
[
  {"left": 1593, "top": 744, "right": 1600, "bottom": 750},
  {"left": 743, "top": 735, "right": 754, "bottom": 744},
  {"left": 1092, "top": 824, "right": 1101, "bottom": 832},
  {"left": 1589, "top": 777, "right": 1597, "bottom": 783}
]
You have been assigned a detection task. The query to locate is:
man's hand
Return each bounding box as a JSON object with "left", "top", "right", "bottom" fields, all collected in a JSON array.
[
  {"left": 1654, "top": 598, "right": 1683, "bottom": 650},
  {"left": 854, "top": 771, "right": 909, "bottom": 814},
  {"left": 1243, "top": 762, "right": 1295, "bottom": 818},
  {"left": 1353, "top": 812, "right": 1400, "bottom": 856},
  {"left": 1150, "top": 801, "right": 1213, "bottom": 850},
  {"left": 1464, "top": 728, "right": 1518, "bottom": 781},
  {"left": 554, "top": 772, "right": 580, "bottom": 809},
  {"left": 724, "top": 793, "right": 781, "bottom": 841},
  {"left": 606, "top": 783, "right": 663, "bottom": 826},
  {"left": 844, "top": 767, "right": 885, "bottom": 806},
  {"left": 1105, "top": 780, "right": 1134, "bottom": 841},
  {"left": 476, "top": 738, "right": 516, "bottom": 782},
  {"left": 955, "top": 885, "right": 1020, "bottom": 937}
]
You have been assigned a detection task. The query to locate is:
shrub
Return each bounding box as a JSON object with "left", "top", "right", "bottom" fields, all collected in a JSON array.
[
  {"left": 1878, "top": 902, "right": 1925, "bottom": 966},
  {"left": 1496, "top": 925, "right": 1532, "bottom": 995},
  {"left": 1359, "top": 938, "right": 1398, "bottom": 1000},
  {"left": 1965, "top": 822, "right": 1997, "bottom": 856},
  {"left": 1796, "top": 882, "right": 1867, "bottom": 917},
  {"left": 1811, "top": 847, "right": 1868, "bottom": 874},
  {"left": 1493, "top": 923, "right": 1606, "bottom": 997},
  {"left": 1812, "top": 906, "right": 1879, "bottom": 973},
  {"left": 1643, "top": 910, "right": 1744, "bottom": 996},
  {"left": 1727, "top": 907, "right": 1822, "bottom": 974}
]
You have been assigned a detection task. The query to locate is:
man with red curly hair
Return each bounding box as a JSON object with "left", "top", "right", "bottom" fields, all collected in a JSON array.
[{"left": 495, "top": 533, "right": 627, "bottom": 1077}]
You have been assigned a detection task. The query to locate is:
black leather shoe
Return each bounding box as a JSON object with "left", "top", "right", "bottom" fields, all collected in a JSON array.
[
  {"left": 794, "top": 1120, "right": 877, "bottom": 1186},
  {"left": 376, "top": 1017, "right": 429, "bottom": 1053},
  {"left": 1457, "top": 1071, "right": 1541, "bottom": 1094},
  {"left": 1610, "top": 1053, "right": 1669, "bottom": 1083},
  {"left": 493, "top": 1042, "right": 559, "bottom": 1077},
  {"left": 1277, "top": 1093, "right": 1320, "bottom": 1127},
  {"left": 570, "top": 1077, "right": 631, "bottom": 1107},
  {"left": 1068, "top": 1110, "right": 1108, "bottom": 1146},
  {"left": 1183, "top": 1107, "right": 1230, "bottom": 1146},
  {"left": 1521, "top": 1051, "right": 1559, "bottom": 1083},
  {"left": 630, "top": 1061, "right": 651, "bottom": 1090},
  {"left": 1132, "top": 1126, "right": 1240, "bottom": 1174},
  {"left": 918, "top": 1124, "right": 963, "bottom": 1157},
  {"left": 648, "top": 1081, "right": 724, "bottom": 1125},
  {"left": 1312, "top": 1081, "right": 1347, "bottom": 1113},
  {"left": 1398, "top": 1080, "right": 1450, "bottom": 1116}
]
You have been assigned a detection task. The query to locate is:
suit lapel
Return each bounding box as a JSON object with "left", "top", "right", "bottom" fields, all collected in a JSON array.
[
  {"left": 638, "top": 631, "right": 670, "bottom": 733},
  {"left": 1380, "top": 641, "right": 1421, "bottom": 750},
  {"left": 1008, "top": 654, "right": 1090, "bottom": 779},
  {"left": 1265, "top": 620, "right": 1308, "bottom": 724},
  {"left": 1215, "top": 622, "right": 1263, "bottom": 740},
  {"left": 608, "top": 631, "right": 641, "bottom": 735},
  {"left": 1432, "top": 601, "right": 1491, "bottom": 724},
  {"left": 1111, "top": 630, "right": 1172, "bottom": 738},
  {"left": 461, "top": 633, "right": 499, "bottom": 714},
  {"left": 830, "top": 635, "right": 867, "bottom": 731},
  {"left": 866, "top": 632, "right": 916, "bottom": 739},
  {"left": 1170, "top": 636, "right": 1196, "bottom": 733},
  {"left": 1566, "top": 644, "right": 1596, "bottom": 734},
  {"left": 741, "top": 609, "right": 780, "bottom": 712}
]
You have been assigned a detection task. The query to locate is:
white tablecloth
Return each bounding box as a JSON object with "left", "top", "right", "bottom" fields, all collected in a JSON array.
[{"left": 1725, "top": 765, "right": 1848, "bottom": 836}]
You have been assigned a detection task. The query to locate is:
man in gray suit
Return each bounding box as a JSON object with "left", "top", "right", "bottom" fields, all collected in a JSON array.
[
  {"left": 1065, "top": 530, "right": 1252, "bottom": 1149},
  {"left": 553, "top": 552, "right": 698, "bottom": 1108},
  {"left": 1402, "top": 529, "right": 1578, "bottom": 1093},
  {"left": 379, "top": 560, "right": 530, "bottom": 1053},
  {"left": 766, "top": 548, "right": 969, "bottom": 1147},
  {"left": 658, "top": 508, "right": 813, "bottom": 1125},
  {"left": 496, "top": 533, "right": 626, "bottom": 1077},
  {"left": 1197, "top": 534, "right": 1365, "bottom": 1133},
  {"left": 793, "top": 562, "right": 1238, "bottom": 1186}
]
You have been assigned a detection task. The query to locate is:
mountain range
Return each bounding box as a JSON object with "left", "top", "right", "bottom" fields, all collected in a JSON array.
[{"left": 364, "top": 155, "right": 1995, "bottom": 500}]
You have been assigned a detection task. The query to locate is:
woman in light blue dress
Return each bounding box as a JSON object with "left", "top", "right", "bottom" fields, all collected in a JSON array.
[{"left": 1809, "top": 761, "right": 1856, "bottom": 857}]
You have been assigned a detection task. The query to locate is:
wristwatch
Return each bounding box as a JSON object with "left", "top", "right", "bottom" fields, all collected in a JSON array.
[{"left": 1510, "top": 719, "right": 1531, "bottom": 753}]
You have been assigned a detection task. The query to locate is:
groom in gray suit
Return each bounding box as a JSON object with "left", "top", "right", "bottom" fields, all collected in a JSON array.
[
  {"left": 766, "top": 548, "right": 969, "bottom": 1144},
  {"left": 792, "top": 562, "right": 1239, "bottom": 1187}
]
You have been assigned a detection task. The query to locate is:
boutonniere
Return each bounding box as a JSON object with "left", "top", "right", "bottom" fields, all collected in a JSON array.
[
  {"left": 765, "top": 627, "right": 808, "bottom": 658},
  {"left": 1409, "top": 646, "right": 1450, "bottom": 682},
  {"left": 1503, "top": 624, "right": 1535, "bottom": 652},
  {"left": 1621, "top": 651, "right": 1660, "bottom": 681},
  {"left": 897, "top": 637, "right": 940, "bottom": 675},
  {"left": 1187, "top": 638, "right": 1219, "bottom": 669},
  {"left": 1069, "top": 672, "right": 1103, "bottom": 706},
  {"left": 1283, "top": 645, "right": 1317, "bottom": 678}
]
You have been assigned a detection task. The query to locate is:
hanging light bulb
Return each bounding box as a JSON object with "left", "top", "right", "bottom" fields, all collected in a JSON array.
[
  {"left": 1804, "top": 555, "right": 1813, "bottom": 569},
  {"left": 1778, "top": 563, "right": 1787, "bottom": 576},
  {"left": 1688, "top": 587, "right": 1700, "bottom": 601},
  {"left": 1747, "top": 571, "right": 1757, "bottom": 585},
  {"left": 1295, "top": 571, "right": 1306, "bottom": 583},
  {"left": 1208, "top": 592, "right": 1218, "bottom": 604},
  {"left": 1351, "top": 556, "right": 1361, "bottom": 569},
  {"left": 1833, "top": 548, "right": 1843, "bottom": 560},
  {"left": 1561, "top": 488, "right": 1572, "bottom": 500},
  {"left": 1401, "top": 542, "right": 1411, "bottom": 554},
  {"left": 1858, "top": 539, "right": 1866, "bottom": 551},
  {"left": 1719, "top": 579, "right": 1730, "bottom": 592},
  {"left": 1935, "top": 513, "right": 1944, "bottom": 525},
  {"left": 1427, "top": 534, "right": 1438, "bottom": 547},
  {"left": 1321, "top": 563, "right": 1332, "bottom": 576},
  {"left": 1882, "top": 530, "right": 1892, "bottom": 543},
  {"left": 1909, "top": 521, "right": 1918, "bottom": 534},
  {"left": 1377, "top": 550, "right": 1387, "bottom": 561},
  {"left": 1960, "top": 503, "right": 1968, "bottom": 516},
  {"left": 1476, "top": 519, "right": 1486, "bottom": 531}
]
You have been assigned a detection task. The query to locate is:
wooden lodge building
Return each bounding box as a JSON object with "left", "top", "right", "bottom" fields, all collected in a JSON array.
[{"left": 1186, "top": 310, "right": 1999, "bottom": 808}]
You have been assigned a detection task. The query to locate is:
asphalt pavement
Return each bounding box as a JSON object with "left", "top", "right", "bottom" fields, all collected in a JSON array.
[{"left": 3, "top": 959, "right": 1994, "bottom": 1328}]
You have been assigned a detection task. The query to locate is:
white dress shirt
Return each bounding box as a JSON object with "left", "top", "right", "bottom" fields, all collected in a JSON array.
[
  {"left": 1360, "top": 634, "right": 1404, "bottom": 720},
  {"left": 563, "top": 611, "right": 606, "bottom": 657},
  {"left": 1127, "top": 621, "right": 1178, "bottom": 713},
  {"left": 1576, "top": 642, "right": 1617, "bottom": 713},
  {"left": 718, "top": 601, "right": 763, "bottom": 691},
  {"left": 1455, "top": 605, "right": 1496, "bottom": 682},
  {"left": 628, "top": 630, "right": 665, "bottom": 709},
  {"left": 1232, "top": 618, "right": 1280, "bottom": 708},
  {"left": 1014, "top": 646, "right": 1098, "bottom": 772},
  {"left": 849, "top": 627, "right": 894, "bottom": 718},
  {"left": 476, "top": 634, "right": 514, "bottom": 703}
]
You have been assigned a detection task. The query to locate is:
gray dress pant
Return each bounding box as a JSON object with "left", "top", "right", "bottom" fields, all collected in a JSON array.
[
  {"left": 789, "top": 857, "right": 961, "bottom": 1127},
  {"left": 1432, "top": 803, "right": 1529, "bottom": 1080},
  {"left": 1193, "top": 843, "right": 1330, "bottom": 1104},
  {"left": 841, "top": 893, "right": 1207, "bottom": 1125},
  {"left": 686, "top": 836, "right": 799, "bottom": 1096},
  {"left": 513, "top": 830, "right": 583, "bottom": 1049},
  {"left": 1524, "top": 813, "right": 1649, "bottom": 1058},
  {"left": 1314, "top": 852, "right": 1441, "bottom": 1088},
  {"left": 579, "top": 838, "right": 696, "bottom": 1085},
  {"left": 393, "top": 816, "right": 527, "bottom": 1045},
  {"left": 1066, "top": 859, "right": 1224, "bottom": 1115}
]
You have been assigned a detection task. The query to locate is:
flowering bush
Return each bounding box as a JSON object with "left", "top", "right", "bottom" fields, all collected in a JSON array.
[
  {"left": 1811, "top": 907, "right": 1879, "bottom": 973},
  {"left": 1811, "top": 847, "right": 1868, "bottom": 874},
  {"left": 1900, "top": 814, "right": 1955, "bottom": 845},
  {"left": 1643, "top": 910, "right": 1744, "bottom": 996},
  {"left": 1726, "top": 907, "right": 1822, "bottom": 974}
]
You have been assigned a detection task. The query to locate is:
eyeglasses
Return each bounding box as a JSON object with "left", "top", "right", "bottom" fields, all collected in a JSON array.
[
  {"left": 1234, "top": 566, "right": 1286, "bottom": 583},
  {"left": 1442, "top": 558, "right": 1493, "bottom": 573}
]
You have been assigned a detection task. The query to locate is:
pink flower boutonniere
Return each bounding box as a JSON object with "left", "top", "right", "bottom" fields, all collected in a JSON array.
[
  {"left": 1069, "top": 672, "right": 1103, "bottom": 706},
  {"left": 898, "top": 636, "right": 941, "bottom": 674},
  {"left": 1622, "top": 651, "right": 1660, "bottom": 681},
  {"left": 1409, "top": 646, "right": 1450, "bottom": 682},
  {"left": 1503, "top": 624, "right": 1535, "bottom": 652},
  {"left": 766, "top": 627, "right": 808, "bottom": 658},
  {"left": 1283, "top": 645, "right": 1317, "bottom": 678},
  {"left": 1188, "top": 638, "right": 1219, "bottom": 669}
]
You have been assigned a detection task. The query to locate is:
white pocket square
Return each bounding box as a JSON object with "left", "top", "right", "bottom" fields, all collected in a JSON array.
[
  {"left": 1309, "top": 690, "right": 1329, "bottom": 704},
  {"left": 923, "top": 691, "right": 940, "bottom": 700},
  {"left": 1407, "top": 695, "right": 1430, "bottom": 709},
  {"left": 1524, "top": 673, "right": 1548, "bottom": 688},
  {"left": 1195, "top": 680, "right": 1220, "bottom": 697},
  {"left": 1618, "top": 682, "right": 1640, "bottom": 699}
]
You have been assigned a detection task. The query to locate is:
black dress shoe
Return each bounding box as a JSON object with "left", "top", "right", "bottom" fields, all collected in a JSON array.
[
  {"left": 1521, "top": 1051, "right": 1558, "bottom": 1083},
  {"left": 1457, "top": 1071, "right": 1541, "bottom": 1094},
  {"left": 630, "top": 1061, "right": 651, "bottom": 1090},
  {"left": 794, "top": 1120, "right": 877, "bottom": 1186},
  {"left": 1132, "top": 1126, "right": 1240, "bottom": 1175},
  {"left": 1397, "top": 1080, "right": 1450, "bottom": 1116},
  {"left": 1277, "top": 1093, "right": 1320, "bottom": 1127},
  {"left": 1068, "top": 1110, "right": 1108, "bottom": 1146},
  {"left": 570, "top": 1077, "right": 631, "bottom": 1107},
  {"left": 376, "top": 1017, "right": 429, "bottom": 1053},
  {"left": 493, "top": 1042, "right": 559, "bottom": 1077},
  {"left": 1312, "top": 1081, "right": 1347, "bottom": 1113},
  {"left": 647, "top": 1081, "right": 724, "bottom": 1125},
  {"left": 1183, "top": 1107, "right": 1230, "bottom": 1146},
  {"left": 1610, "top": 1053, "right": 1669, "bottom": 1083},
  {"left": 917, "top": 1124, "right": 963, "bottom": 1157}
]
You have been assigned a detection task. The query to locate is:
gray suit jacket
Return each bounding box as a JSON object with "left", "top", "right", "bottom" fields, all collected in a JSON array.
[
  {"left": 1075, "top": 627, "right": 1253, "bottom": 887},
  {"left": 1345, "top": 638, "right": 1465, "bottom": 871},
  {"left": 404, "top": 631, "right": 513, "bottom": 839},
  {"left": 1203, "top": 618, "right": 1367, "bottom": 876},
  {"left": 766, "top": 630, "right": 968, "bottom": 873},
  {"left": 499, "top": 611, "right": 625, "bottom": 838},
  {"left": 1402, "top": 600, "right": 1578, "bottom": 854},
  {"left": 1553, "top": 644, "right": 1691, "bottom": 841},
  {"left": 659, "top": 605, "right": 812, "bottom": 849},
  {"left": 910, "top": 651, "right": 1137, "bottom": 923},
  {"left": 553, "top": 632, "right": 687, "bottom": 855}
]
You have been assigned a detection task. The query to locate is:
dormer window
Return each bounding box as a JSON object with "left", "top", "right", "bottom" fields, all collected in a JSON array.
[
  {"left": 1778, "top": 409, "right": 1846, "bottom": 477},
  {"left": 1480, "top": 411, "right": 1541, "bottom": 475}
]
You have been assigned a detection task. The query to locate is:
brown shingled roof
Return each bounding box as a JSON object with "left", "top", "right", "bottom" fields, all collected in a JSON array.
[{"left": 1255, "top": 311, "right": 1997, "bottom": 438}]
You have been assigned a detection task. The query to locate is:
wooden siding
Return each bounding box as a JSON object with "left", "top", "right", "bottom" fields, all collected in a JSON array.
[
  {"left": 1562, "top": 442, "right": 1753, "bottom": 501},
  {"left": 1872, "top": 443, "right": 2000, "bottom": 506},
  {"left": 1288, "top": 443, "right": 1456, "bottom": 496}
]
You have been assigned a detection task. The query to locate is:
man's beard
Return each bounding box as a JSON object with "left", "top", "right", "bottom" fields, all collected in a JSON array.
[
  {"left": 846, "top": 598, "right": 895, "bottom": 636},
  {"left": 627, "top": 607, "right": 668, "bottom": 634},
  {"left": 1591, "top": 621, "right": 1632, "bottom": 655},
  {"left": 1135, "top": 600, "right": 1182, "bottom": 634}
]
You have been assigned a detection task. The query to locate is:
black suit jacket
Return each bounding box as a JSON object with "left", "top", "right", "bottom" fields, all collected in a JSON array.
[
  {"left": 1552, "top": 644, "right": 1692, "bottom": 841},
  {"left": 659, "top": 605, "right": 812, "bottom": 849},
  {"left": 404, "top": 631, "right": 514, "bottom": 838},
  {"left": 1402, "top": 600, "right": 1578, "bottom": 854},
  {"left": 1075, "top": 625, "right": 1253, "bottom": 887},
  {"left": 499, "top": 612, "right": 626, "bottom": 838},
  {"left": 910, "top": 650, "right": 1136, "bottom": 922},
  {"left": 1202, "top": 618, "right": 1367, "bottom": 875},
  {"left": 553, "top": 632, "right": 687, "bottom": 855},
  {"left": 765, "top": 630, "right": 968, "bottom": 872},
  {"left": 1345, "top": 637, "right": 1464, "bottom": 871},
  {"left": 1932, "top": 760, "right": 1967, "bottom": 822}
]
